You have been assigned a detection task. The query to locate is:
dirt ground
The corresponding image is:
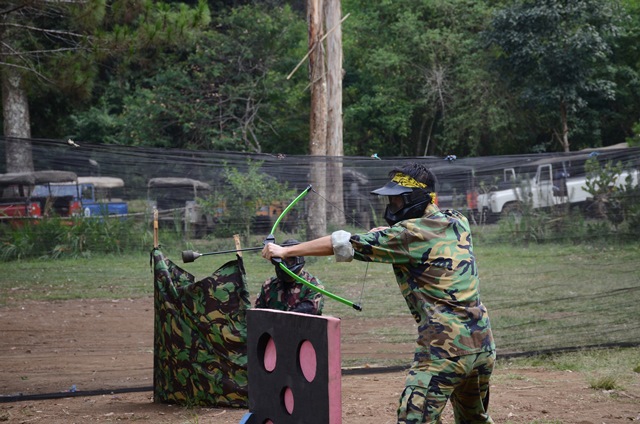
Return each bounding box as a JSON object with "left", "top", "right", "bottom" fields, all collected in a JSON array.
[{"left": 1, "top": 297, "right": 639, "bottom": 424}]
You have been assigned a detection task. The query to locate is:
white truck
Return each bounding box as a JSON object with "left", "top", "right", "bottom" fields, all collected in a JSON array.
[{"left": 476, "top": 154, "right": 639, "bottom": 222}]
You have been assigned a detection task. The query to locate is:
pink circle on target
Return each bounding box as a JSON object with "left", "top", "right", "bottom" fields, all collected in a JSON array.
[
  {"left": 299, "top": 340, "right": 317, "bottom": 382},
  {"left": 263, "top": 337, "right": 277, "bottom": 372},
  {"left": 283, "top": 386, "right": 294, "bottom": 414}
]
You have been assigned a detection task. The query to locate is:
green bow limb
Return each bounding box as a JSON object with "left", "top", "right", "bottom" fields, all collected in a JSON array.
[
  {"left": 265, "top": 184, "right": 363, "bottom": 312},
  {"left": 276, "top": 262, "right": 362, "bottom": 311},
  {"left": 269, "top": 184, "right": 312, "bottom": 236},
  {"left": 263, "top": 184, "right": 312, "bottom": 248}
]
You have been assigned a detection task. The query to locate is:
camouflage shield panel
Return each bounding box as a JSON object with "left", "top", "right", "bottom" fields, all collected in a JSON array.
[{"left": 151, "top": 248, "right": 249, "bottom": 407}]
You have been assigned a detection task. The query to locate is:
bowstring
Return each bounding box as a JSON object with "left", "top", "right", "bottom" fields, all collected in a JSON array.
[{"left": 309, "top": 187, "right": 370, "bottom": 309}]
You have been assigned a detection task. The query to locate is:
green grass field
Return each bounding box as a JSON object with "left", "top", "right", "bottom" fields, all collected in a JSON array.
[
  {"left": 1, "top": 238, "right": 639, "bottom": 345},
  {"left": 1, "top": 233, "right": 639, "bottom": 387}
]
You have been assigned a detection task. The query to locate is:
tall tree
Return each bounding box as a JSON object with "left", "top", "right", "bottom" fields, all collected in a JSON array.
[
  {"left": 325, "top": 0, "right": 345, "bottom": 226},
  {"left": 307, "top": 0, "right": 327, "bottom": 240},
  {"left": 0, "top": 0, "right": 210, "bottom": 172},
  {"left": 485, "top": 0, "right": 621, "bottom": 152},
  {"left": 611, "top": 0, "right": 640, "bottom": 147},
  {"left": 341, "top": 0, "right": 506, "bottom": 157},
  {"left": 0, "top": 1, "right": 104, "bottom": 172},
  {"left": 68, "top": 4, "right": 308, "bottom": 153}
]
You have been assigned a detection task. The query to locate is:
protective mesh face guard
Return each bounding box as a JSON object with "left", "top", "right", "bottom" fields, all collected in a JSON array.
[
  {"left": 275, "top": 256, "right": 305, "bottom": 282},
  {"left": 383, "top": 189, "right": 431, "bottom": 226}
]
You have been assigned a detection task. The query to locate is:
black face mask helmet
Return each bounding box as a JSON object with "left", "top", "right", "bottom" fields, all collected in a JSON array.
[
  {"left": 371, "top": 170, "right": 435, "bottom": 226},
  {"left": 275, "top": 239, "right": 305, "bottom": 283}
]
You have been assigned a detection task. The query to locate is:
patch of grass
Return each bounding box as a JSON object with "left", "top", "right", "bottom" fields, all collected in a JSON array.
[
  {"left": 490, "top": 372, "right": 535, "bottom": 384},
  {"left": 497, "top": 347, "right": 640, "bottom": 393},
  {"left": 367, "top": 324, "right": 415, "bottom": 343},
  {"left": 500, "top": 348, "right": 640, "bottom": 374},
  {"left": 587, "top": 375, "right": 620, "bottom": 390},
  {"left": 0, "top": 253, "right": 153, "bottom": 303},
  {"left": 478, "top": 242, "right": 640, "bottom": 353}
]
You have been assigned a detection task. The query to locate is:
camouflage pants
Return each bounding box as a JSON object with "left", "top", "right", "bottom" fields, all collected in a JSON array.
[{"left": 397, "top": 350, "right": 495, "bottom": 424}]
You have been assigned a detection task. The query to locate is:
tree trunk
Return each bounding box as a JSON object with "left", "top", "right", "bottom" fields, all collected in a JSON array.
[
  {"left": 325, "top": 0, "right": 345, "bottom": 227},
  {"left": 559, "top": 100, "right": 570, "bottom": 152},
  {"left": 307, "top": 0, "right": 328, "bottom": 240},
  {"left": 2, "top": 68, "right": 34, "bottom": 173}
]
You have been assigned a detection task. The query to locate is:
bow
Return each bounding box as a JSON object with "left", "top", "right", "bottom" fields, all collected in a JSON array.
[{"left": 265, "top": 185, "right": 362, "bottom": 311}]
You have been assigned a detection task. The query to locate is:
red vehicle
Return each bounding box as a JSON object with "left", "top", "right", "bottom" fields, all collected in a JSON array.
[
  {"left": 0, "top": 172, "right": 41, "bottom": 226},
  {"left": 0, "top": 170, "right": 78, "bottom": 226}
]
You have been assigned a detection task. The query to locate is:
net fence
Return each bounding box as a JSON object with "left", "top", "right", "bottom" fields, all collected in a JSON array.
[
  {"left": 0, "top": 137, "right": 639, "bottom": 398},
  {"left": 2, "top": 137, "right": 638, "bottom": 230}
]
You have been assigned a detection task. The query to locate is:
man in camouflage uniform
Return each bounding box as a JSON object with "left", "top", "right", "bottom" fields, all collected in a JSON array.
[
  {"left": 262, "top": 163, "right": 495, "bottom": 423},
  {"left": 255, "top": 239, "right": 324, "bottom": 315}
]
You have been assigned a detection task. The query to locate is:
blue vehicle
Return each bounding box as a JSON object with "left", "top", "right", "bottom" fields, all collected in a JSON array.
[{"left": 32, "top": 176, "right": 128, "bottom": 217}]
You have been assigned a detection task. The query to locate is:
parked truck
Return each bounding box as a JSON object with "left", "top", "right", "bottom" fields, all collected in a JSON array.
[
  {"left": 31, "top": 175, "right": 128, "bottom": 217},
  {"left": 76, "top": 176, "right": 128, "bottom": 217},
  {"left": 0, "top": 170, "right": 79, "bottom": 224},
  {"left": 0, "top": 172, "right": 43, "bottom": 225},
  {"left": 147, "top": 177, "right": 215, "bottom": 237},
  {"left": 475, "top": 154, "right": 639, "bottom": 222}
]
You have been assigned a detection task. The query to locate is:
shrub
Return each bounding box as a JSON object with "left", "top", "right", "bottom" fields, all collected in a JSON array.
[{"left": 0, "top": 217, "right": 147, "bottom": 261}]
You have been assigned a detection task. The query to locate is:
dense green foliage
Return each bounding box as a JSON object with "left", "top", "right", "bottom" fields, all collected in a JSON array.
[
  {"left": 1, "top": 197, "right": 638, "bottom": 260},
  {"left": 6, "top": 0, "right": 640, "bottom": 155},
  {"left": 70, "top": 4, "right": 307, "bottom": 152},
  {"left": 0, "top": 217, "right": 151, "bottom": 261},
  {"left": 583, "top": 157, "right": 640, "bottom": 227},
  {"left": 484, "top": 0, "right": 621, "bottom": 152},
  {"left": 199, "top": 160, "right": 297, "bottom": 240},
  {"left": 0, "top": 0, "right": 211, "bottom": 137}
]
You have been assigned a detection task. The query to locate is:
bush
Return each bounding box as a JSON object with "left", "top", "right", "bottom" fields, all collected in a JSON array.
[
  {"left": 0, "top": 217, "right": 148, "bottom": 261},
  {"left": 199, "top": 160, "right": 296, "bottom": 242}
]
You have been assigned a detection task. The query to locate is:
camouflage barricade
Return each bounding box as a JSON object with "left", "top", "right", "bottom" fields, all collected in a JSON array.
[{"left": 151, "top": 248, "right": 249, "bottom": 407}]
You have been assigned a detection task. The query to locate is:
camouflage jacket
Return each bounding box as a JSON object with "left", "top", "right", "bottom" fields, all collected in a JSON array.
[
  {"left": 254, "top": 270, "right": 325, "bottom": 315},
  {"left": 350, "top": 203, "right": 495, "bottom": 360}
]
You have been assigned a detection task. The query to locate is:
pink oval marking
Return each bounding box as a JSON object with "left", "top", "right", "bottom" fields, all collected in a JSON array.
[
  {"left": 263, "top": 337, "right": 277, "bottom": 372},
  {"left": 283, "top": 386, "right": 294, "bottom": 414},
  {"left": 299, "top": 340, "right": 317, "bottom": 382}
]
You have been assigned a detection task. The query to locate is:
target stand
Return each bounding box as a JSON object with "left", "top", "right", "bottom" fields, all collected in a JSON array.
[{"left": 240, "top": 309, "right": 342, "bottom": 424}]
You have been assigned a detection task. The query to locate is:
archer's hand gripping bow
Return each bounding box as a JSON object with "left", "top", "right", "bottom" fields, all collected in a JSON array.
[{"left": 264, "top": 185, "right": 362, "bottom": 312}]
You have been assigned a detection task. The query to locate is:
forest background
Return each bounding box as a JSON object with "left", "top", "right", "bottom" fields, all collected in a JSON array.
[{"left": 3, "top": 0, "right": 640, "bottom": 165}]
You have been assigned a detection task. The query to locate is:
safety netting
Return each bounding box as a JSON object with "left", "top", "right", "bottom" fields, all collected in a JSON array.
[
  {"left": 2, "top": 137, "right": 639, "bottom": 232},
  {"left": 0, "top": 136, "right": 639, "bottom": 400}
]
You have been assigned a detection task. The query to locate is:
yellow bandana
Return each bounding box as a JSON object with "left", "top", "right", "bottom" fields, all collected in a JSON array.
[{"left": 391, "top": 173, "right": 428, "bottom": 189}]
